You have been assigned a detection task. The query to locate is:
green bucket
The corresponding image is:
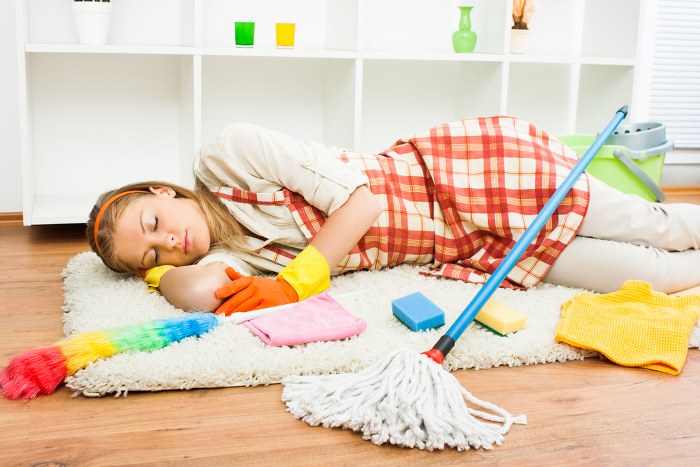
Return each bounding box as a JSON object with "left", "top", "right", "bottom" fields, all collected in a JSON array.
[{"left": 558, "top": 130, "right": 673, "bottom": 202}]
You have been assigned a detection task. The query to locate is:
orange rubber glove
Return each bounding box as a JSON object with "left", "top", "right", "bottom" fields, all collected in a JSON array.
[{"left": 214, "top": 268, "right": 299, "bottom": 316}]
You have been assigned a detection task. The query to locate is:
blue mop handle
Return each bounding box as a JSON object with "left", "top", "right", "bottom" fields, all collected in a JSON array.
[{"left": 428, "top": 106, "right": 628, "bottom": 359}]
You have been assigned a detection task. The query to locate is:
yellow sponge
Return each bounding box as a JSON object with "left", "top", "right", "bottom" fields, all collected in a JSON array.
[{"left": 475, "top": 299, "right": 526, "bottom": 336}]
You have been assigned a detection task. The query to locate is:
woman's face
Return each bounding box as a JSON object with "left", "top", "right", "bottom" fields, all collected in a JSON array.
[{"left": 112, "top": 187, "right": 211, "bottom": 271}]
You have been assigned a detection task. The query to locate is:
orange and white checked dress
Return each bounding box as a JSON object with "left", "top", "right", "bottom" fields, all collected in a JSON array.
[{"left": 195, "top": 116, "right": 589, "bottom": 289}]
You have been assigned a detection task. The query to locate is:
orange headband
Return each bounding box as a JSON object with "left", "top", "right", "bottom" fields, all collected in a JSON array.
[{"left": 93, "top": 190, "right": 149, "bottom": 256}]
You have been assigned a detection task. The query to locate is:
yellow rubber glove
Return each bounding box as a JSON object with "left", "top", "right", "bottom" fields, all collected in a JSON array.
[
  {"left": 214, "top": 245, "right": 331, "bottom": 315},
  {"left": 277, "top": 245, "right": 331, "bottom": 301},
  {"left": 141, "top": 265, "right": 176, "bottom": 293}
]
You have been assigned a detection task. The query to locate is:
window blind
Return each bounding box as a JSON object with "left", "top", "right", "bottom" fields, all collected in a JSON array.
[{"left": 649, "top": 0, "right": 700, "bottom": 148}]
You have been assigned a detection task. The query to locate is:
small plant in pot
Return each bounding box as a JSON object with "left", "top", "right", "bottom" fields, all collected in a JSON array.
[
  {"left": 511, "top": 0, "right": 535, "bottom": 53},
  {"left": 72, "top": 0, "right": 113, "bottom": 46},
  {"left": 512, "top": 0, "right": 535, "bottom": 30}
]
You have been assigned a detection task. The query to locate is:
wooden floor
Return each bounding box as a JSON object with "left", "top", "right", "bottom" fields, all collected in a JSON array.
[{"left": 1, "top": 189, "right": 699, "bottom": 466}]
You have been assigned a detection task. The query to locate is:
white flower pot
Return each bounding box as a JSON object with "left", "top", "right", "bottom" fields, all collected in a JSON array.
[
  {"left": 72, "top": 1, "right": 113, "bottom": 45},
  {"left": 510, "top": 29, "right": 529, "bottom": 54}
]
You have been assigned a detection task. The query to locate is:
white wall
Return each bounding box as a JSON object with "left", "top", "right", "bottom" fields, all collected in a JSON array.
[{"left": 1, "top": 0, "right": 22, "bottom": 212}]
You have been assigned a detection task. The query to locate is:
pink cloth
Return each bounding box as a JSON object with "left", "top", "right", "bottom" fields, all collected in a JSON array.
[{"left": 242, "top": 292, "right": 366, "bottom": 347}]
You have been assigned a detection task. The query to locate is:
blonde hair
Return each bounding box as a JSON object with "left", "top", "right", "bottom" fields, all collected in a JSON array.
[{"left": 86, "top": 180, "right": 250, "bottom": 273}]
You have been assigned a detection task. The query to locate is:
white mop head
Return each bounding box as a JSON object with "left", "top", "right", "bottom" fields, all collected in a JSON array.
[{"left": 281, "top": 348, "right": 526, "bottom": 451}]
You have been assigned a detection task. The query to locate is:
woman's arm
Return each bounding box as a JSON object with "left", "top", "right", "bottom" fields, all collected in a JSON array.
[
  {"left": 158, "top": 262, "right": 231, "bottom": 312},
  {"left": 159, "top": 185, "right": 381, "bottom": 312},
  {"left": 214, "top": 185, "right": 382, "bottom": 315},
  {"left": 309, "top": 185, "right": 381, "bottom": 267}
]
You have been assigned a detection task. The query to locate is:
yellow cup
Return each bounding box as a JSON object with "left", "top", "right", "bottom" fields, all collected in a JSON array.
[{"left": 276, "top": 23, "right": 295, "bottom": 48}]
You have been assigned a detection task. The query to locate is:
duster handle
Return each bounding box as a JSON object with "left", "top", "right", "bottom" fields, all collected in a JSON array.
[{"left": 425, "top": 106, "right": 628, "bottom": 363}]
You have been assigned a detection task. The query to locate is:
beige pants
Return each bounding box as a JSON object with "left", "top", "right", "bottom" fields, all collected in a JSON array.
[{"left": 543, "top": 176, "right": 700, "bottom": 293}]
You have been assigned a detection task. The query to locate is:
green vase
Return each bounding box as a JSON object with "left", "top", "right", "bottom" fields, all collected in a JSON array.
[{"left": 452, "top": 6, "right": 477, "bottom": 53}]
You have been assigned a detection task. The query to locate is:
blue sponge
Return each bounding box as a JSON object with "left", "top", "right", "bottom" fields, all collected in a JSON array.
[{"left": 392, "top": 292, "right": 445, "bottom": 332}]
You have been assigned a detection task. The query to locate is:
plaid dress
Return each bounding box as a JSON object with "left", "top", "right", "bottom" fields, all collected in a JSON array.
[{"left": 214, "top": 116, "right": 590, "bottom": 289}]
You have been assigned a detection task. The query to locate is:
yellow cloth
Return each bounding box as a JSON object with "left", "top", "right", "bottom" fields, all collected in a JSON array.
[
  {"left": 143, "top": 265, "right": 176, "bottom": 293},
  {"left": 555, "top": 280, "right": 699, "bottom": 375}
]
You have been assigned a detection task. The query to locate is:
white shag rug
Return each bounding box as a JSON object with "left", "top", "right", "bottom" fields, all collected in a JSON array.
[{"left": 61, "top": 252, "right": 700, "bottom": 397}]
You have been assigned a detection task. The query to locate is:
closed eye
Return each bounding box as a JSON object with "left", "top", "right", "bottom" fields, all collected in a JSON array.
[{"left": 151, "top": 215, "right": 159, "bottom": 266}]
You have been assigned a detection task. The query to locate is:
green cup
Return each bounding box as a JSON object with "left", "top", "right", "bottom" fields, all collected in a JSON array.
[{"left": 235, "top": 21, "right": 255, "bottom": 47}]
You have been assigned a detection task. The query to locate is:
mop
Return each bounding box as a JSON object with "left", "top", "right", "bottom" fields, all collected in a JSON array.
[{"left": 282, "top": 106, "right": 630, "bottom": 451}]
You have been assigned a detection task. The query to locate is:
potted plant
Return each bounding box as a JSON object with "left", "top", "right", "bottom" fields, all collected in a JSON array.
[
  {"left": 72, "top": 0, "right": 113, "bottom": 45},
  {"left": 511, "top": 0, "right": 535, "bottom": 53}
]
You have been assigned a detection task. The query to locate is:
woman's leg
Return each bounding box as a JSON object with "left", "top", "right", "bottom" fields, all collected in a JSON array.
[
  {"left": 579, "top": 176, "right": 700, "bottom": 251},
  {"left": 542, "top": 235, "right": 700, "bottom": 293}
]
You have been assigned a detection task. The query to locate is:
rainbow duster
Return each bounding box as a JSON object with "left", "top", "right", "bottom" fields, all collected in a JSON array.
[{"left": 0, "top": 313, "right": 219, "bottom": 400}]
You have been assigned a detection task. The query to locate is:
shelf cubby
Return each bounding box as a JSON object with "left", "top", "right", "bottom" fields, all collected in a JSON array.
[
  {"left": 506, "top": 63, "right": 575, "bottom": 135},
  {"left": 360, "top": 59, "right": 504, "bottom": 153},
  {"left": 575, "top": 64, "right": 635, "bottom": 134}
]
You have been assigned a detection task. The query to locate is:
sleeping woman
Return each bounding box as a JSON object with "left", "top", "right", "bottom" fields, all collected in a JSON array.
[{"left": 86, "top": 117, "right": 700, "bottom": 314}]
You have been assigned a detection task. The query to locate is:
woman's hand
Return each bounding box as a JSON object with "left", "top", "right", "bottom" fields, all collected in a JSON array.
[
  {"left": 158, "top": 262, "right": 231, "bottom": 312},
  {"left": 214, "top": 268, "right": 298, "bottom": 315}
]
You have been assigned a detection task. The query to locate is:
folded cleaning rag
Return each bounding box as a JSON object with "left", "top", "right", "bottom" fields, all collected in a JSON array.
[
  {"left": 243, "top": 292, "right": 366, "bottom": 347},
  {"left": 555, "top": 280, "right": 700, "bottom": 375}
]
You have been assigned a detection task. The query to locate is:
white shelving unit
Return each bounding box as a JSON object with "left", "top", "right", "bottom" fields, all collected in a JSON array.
[{"left": 16, "top": 0, "right": 650, "bottom": 225}]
